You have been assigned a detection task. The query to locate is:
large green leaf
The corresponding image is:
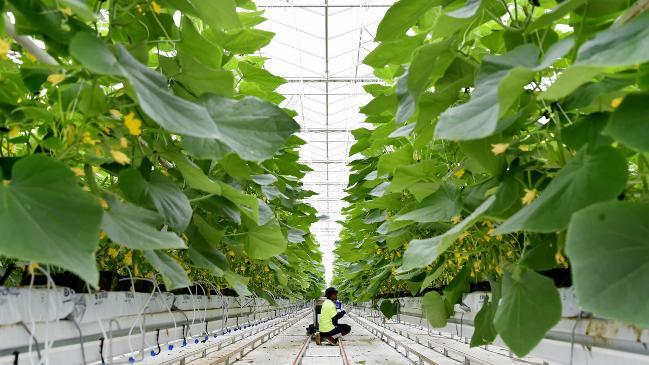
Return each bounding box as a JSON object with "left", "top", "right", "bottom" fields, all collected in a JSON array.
[
  {"left": 0, "top": 155, "right": 102, "bottom": 285},
  {"left": 387, "top": 160, "right": 443, "bottom": 194},
  {"left": 576, "top": 11, "right": 649, "bottom": 68},
  {"left": 119, "top": 169, "right": 192, "bottom": 232},
  {"left": 165, "top": 152, "right": 223, "bottom": 195},
  {"left": 195, "top": 0, "right": 241, "bottom": 30},
  {"left": 380, "top": 299, "right": 398, "bottom": 319},
  {"left": 470, "top": 280, "right": 501, "bottom": 347},
  {"left": 101, "top": 195, "right": 186, "bottom": 250},
  {"left": 114, "top": 46, "right": 220, "bottom": 138},
  {"left": 422, "top": 291, "right": 449, "bottom": 328},
  {"left": 179, "top": 16, "right": 223, "bottom": 69},
  {"left": 198, "top": 95, "right": 300, "bottom": 162},
  {"left": 143, "top": 250, "right": 191, "bottom": 290},
  {"left": 187, "top": 218, "right": 228, "bottom": 276},
  {"left": 60, "top": 0, "right": 96, "bottom": 22},
  {"left": 494, "top": 267, "right": 561, "bottom": 357},
  {"left": 243, "top": 218, "right": 287, "bottom": 259},
  {"left": 182, "top": 137, "right": 231, "bottom": 160},
  {"left": 566, "top": 201, "right": 649, "bottom": 327},
  {"left": 435, "top": 45, "right": 538, "bottom": 140},
  {"left": 436, "top": 40, "right": 574, "bottom": 140},
  {"left": 73, "top": 35, "right": 218, "bottom": 137},
  {"left": 400, "top": 196, "right": 494, "bottom": 272},
  {"left": 375, "top": 0, "right": 436, "bottom": 42},
  {"left": 407, "top": 41, "right": 455, "bottom": 101},
  {"left": 525, "top": 0, "right": 587, "bottom": 34},
  {"left": 224, "top": 29, "right": 274, "bottom": 54},
  {"left": 224, "top": 271, "right": 252, "bottom": 296},
  {"left": 363, "top": 36, "right": 424, "bottom": 68},
  {"left": 496, "top": 146, "right": 627, "bottom": 234},
  {"left": 604, "top": 93, "right": 649, "bottom": 152},
  {"left": 395, "top": 184, "right": 462, "bottom": 223},
  {"left": 69, "top": 32, "right": 121, "bottom": 75}
]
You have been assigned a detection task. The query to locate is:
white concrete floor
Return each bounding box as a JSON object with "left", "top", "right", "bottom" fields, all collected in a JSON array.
[{"left": 234, "top": 315, "right": 412, "bottom": 364}]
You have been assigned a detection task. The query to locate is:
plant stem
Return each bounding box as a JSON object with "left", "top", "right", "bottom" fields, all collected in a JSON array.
[{"left": 84, "top": 164, "right": 101, "bottom": 194}]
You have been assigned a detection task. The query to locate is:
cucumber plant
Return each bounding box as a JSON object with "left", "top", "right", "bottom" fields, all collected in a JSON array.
[{"left": 334, "top": 0, "right": 649, "bottom": 356}]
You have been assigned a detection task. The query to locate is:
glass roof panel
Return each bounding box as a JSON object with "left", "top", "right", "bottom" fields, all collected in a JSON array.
[{"left": 257, "top": 0, "right": 393, "bottom": 284}]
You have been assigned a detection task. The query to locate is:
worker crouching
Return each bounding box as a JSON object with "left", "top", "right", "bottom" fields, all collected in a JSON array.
[{"left": 315, "top": 287, "right": 351, "bottom": 345}]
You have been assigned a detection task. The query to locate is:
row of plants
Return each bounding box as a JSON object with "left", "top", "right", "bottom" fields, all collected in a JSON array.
[
  {"left": 0, "top": 0, "right": 325, "bottom": 300},
  {"left": 333, "top": 0, "right": 649, "bottom": 356}
]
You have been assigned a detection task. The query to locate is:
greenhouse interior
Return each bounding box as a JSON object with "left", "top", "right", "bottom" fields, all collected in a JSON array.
[{"left": 1, "top": 0, "right": 649, "bottom": 364}]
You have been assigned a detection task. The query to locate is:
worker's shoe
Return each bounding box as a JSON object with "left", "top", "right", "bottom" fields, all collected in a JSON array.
[
  {"left": 315, "top": 332, "right": 321, "bottom": 345},
  {"left": 326, "top": 336, "right": 338, "bottom": 346}
]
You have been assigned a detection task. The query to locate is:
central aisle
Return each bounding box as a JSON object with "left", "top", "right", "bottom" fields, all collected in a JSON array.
[{"left": 232, "top": 316, "right": 412, "bottom": 364}]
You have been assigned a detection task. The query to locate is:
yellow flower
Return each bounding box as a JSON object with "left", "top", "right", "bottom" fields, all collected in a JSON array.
[
  {"left": 28, "top": 262, "right": 39, "bottom": 275},
  {"left": 228, "top": 250, "right": 235, "bottom": 257},
  {"left": 124, "top": 251, "right": 133, "bottom": 266},
  {"left": 263, "top": 266, "right": 269, "bottom": 272},
  {"left": 518, "top": 145, "right": 530, "bottom": 152},
  {"left": 611, "top": 97, "right": 624, "bottom": 108},
  {"left": 496, "top": 234, "right": 503, "bottom": 241},
  {"left": 110, "top": 109, "right": 123, "bottom": 119},
  {"left": 151, "top": 1, "right": 161, "bottom": 14},
  {"left": 555, "top": 251, "right": 567, "bottom": 266},
  {"left": 70, "top": 167, "right": 85, "bottom": 177},
  {"left": 108, "top": 247, "right": 120, "bottom": 258},
  {"left": 521, "top": 188, "right": 539, "bottom": 205},
  {"left": 458, "top": 231, "right": 470, "bottom": 241},
  {"left": 82, "top": 131, "right": 99, "bottom": 145},
  {"left": 135, "top": 4, "right": 144, "bottom": 14},
  {"left": 120, "top": 137, "right": 129, "bottom": 148},
  {"left": 47, "top": 73, "right": 66, "bottom": 86},
  {"left": 61, "top": 7, "right": 73, "bottom": 15},
  {"left": 99, "top": 231, "right": 107, "bottom": 240},
  {"left": 454, "top": 168, "right": 465, "bottom": 178},
  {"left": 124, "top": 112, "right": 142, "bottom": 136},
  {"left": 451, "top": 215, "right": 462, "bottom": 224},
  {"left": 111, "top": 150, "right": 131, "bottom": 165},
  {"left": 490, "top": 143, "right": 509, "bottom": 155},
  {"left": 63, "top": 125, "right": 77, "bottom": 146},
  {"left": 495, "top": 265, "right": 503, "bottom": 275},
  {"left": 8, "top": 126, "right": 21, "bottom": 138},
  {"left": 94, "top": 147, "right": 104, "bottom": 157},
  {"left": 25, "top": 52, "right": 37, "bottom": 63},
  {"left": 98, "top": 198, "right": 109, "bottom": 210},
  {"left": 0, "top": 38, "right": 10, "bottom": 60},
  {"left": 146, "top": 271, "right": 154, "bottom": 279}
]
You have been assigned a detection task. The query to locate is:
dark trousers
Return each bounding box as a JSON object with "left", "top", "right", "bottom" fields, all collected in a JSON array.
[{"left": 320, "top": 323, "right": 351, "bottom": 338}]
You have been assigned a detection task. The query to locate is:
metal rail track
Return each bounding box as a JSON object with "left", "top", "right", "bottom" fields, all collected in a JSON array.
[
  {"left": 349, "top": 313, "right": 456, "bottom": 365},
  {"left": 156, "top": 309, "right": 310, "bottom": 365},
  {"left": 291, "top": 330, "right": 352, "bottom": 365},
  {"left": 338, "top": 337, "right": 352, "bottom": 365},
  {"left": 291, "top": 335, "right": 313, "bottom": 365},
  {"left": 357, "top": 314, "right": 546, "bottom": 365}
]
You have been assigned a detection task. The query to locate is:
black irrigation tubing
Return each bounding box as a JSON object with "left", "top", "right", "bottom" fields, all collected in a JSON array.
[
  {"left": 152, "top": 329, "right": 161, "bottom": 356},
  {"left": 99, "top": 337, "right": 106, "bottom": 364}
]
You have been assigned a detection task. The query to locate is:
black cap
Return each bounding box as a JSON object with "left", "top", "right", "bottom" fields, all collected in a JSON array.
[{"left": 324, "top": 287, "right": 338, "bottom": 298}]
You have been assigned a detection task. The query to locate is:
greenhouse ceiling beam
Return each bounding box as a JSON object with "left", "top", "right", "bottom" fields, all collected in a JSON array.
[
  {"left": 300, "top": 128, "right": 352, "bottom": 132},
  {"left": 258, "top": 4, "right": 391, "bottom": 8},
  {"left": 286, "top": 77, "right": 381, "bottom": 82}
]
